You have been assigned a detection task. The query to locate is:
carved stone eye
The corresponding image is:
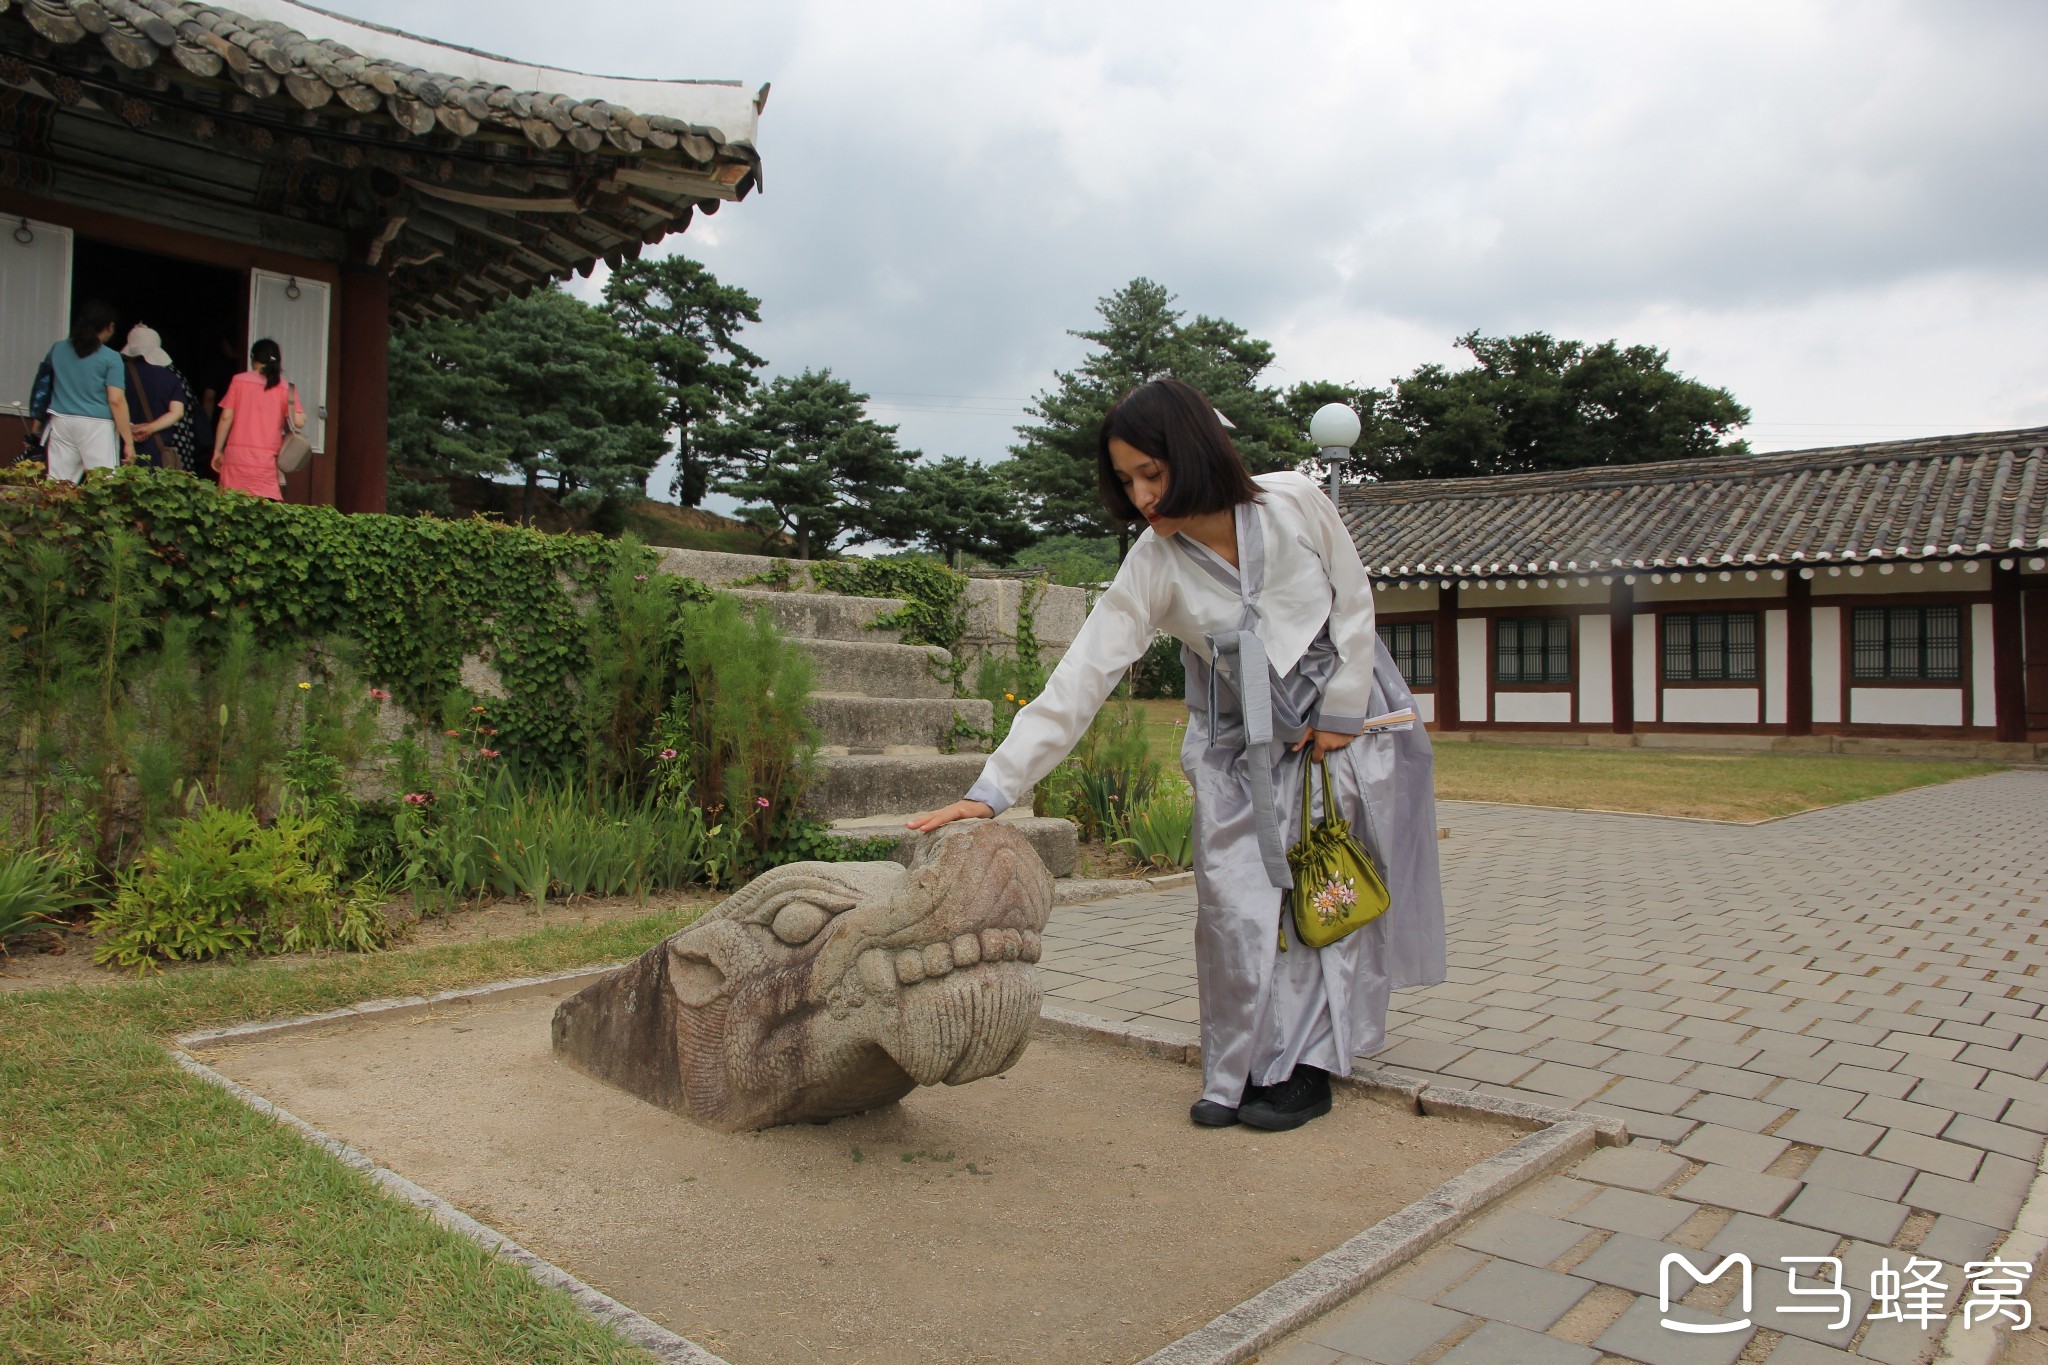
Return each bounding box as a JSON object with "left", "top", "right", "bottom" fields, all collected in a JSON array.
[{"left": 771, "top": 901, "right": 833, "bottom": 945}]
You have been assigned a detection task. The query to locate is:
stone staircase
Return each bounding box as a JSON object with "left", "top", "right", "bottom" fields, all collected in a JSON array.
[{"left": 655, "top": 548, "right": 1082, "bottom": 877}]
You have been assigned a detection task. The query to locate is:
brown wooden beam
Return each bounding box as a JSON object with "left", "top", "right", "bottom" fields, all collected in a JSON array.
[
  {"left": 1993, "top": 562, "right": 2027, "bottom": 742},
  {"left": 1786, "top": 571, "right": 1813, "bottom": 736},
  {"left": 334, "top": 265, "right": 388, "bottom": 514},
  {"left": 1609, "top": 576, "right": 1634, "bottom": 733},
  {"left": 1435, "top": 587, "right": 1460, "bottom": 730}
]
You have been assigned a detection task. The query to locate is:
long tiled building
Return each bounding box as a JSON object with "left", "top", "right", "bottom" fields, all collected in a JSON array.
[{"left": 1343, "top": 428, "right": 2048, "bottom": 753}]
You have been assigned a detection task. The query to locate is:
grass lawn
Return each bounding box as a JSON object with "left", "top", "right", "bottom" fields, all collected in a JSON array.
[
  {"left": 1127, "top": 698, "right": 2000, "bottom": 822},
  {"left": 1, "top": 910, "right": 700, "bottom": 1362}
]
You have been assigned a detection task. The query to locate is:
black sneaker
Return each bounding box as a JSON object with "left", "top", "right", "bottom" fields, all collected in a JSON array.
[
  {"left": 1237, "top": 1066, "right": 1332, "bottom": 1131},
  {"left": 1189, "top": 1098, "right": 1240, "bottom": 1127}
]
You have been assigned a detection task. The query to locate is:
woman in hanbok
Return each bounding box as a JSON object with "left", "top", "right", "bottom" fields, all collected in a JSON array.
[{"left": 909, "top": 378, "right": 1445, "bottom": 1131}]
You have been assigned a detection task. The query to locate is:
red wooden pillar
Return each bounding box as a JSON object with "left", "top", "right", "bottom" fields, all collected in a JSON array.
[
  {"left": 334, "top": 265, "right": 389, "bottom": 514},
  {"left": 1435, "top": 585, "right": 1460, "bottom": 730},
  {"left": 1610, "top": 577, "right": 1634, "bottom": 733},
  {"left": 1993, "top": 562, "right": 2027, "bottom": 742},
  {"left": 1786, "top": 572, "right": 1813, "bottom": 736}
]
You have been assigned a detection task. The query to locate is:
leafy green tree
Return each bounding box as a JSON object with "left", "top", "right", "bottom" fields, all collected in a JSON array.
[
  {"left": 387, "top": 287, "right": 667, "bottom": 522},
  {"left": 1351, "top": 331, "right": 1750, "bottom": 482},
  {"left": 903, "top": 456, "right": 1038, "bottom": 565},
  {"left": 603, "top": 255, "right": 765, "bottom": 508},
  {"left": 706, "top": 370, "right": 922, "bottom": 558},
  {"left": 1003, "top": 278, "right": 1304, "bottom": 552}
]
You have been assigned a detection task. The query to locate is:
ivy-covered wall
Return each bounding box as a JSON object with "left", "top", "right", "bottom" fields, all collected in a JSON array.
[{"left": 0, "top": 466, "right": 705, "bottom": 771}]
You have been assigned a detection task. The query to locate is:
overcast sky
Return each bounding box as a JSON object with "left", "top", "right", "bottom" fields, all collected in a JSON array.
[{"left": 346, "top": 0, "right": 2048, "bottom": 488}]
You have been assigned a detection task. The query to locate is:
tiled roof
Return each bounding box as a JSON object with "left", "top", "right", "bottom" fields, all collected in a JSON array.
[
  {"left": 0, "top": 0, "right": 762, "bottom": 318},
  {"left": 1340, "top": 428, "right": 2048, "bottom": 580}
]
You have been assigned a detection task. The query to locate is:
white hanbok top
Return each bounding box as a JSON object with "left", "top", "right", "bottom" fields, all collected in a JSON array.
[{"left": 967, "top": 471, "right": 1377, "bottom": 815}]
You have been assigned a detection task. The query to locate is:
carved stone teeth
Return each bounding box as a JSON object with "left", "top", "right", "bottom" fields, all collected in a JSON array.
[
  {"left": 895, "top": 948, "right": 926, "bottom": 984},
  {"left": 951, "top": 933, "right": 981, "bottom": 967},
  {"left": 923, "top": 942, "right": 953, "bottom": 978},
  {"left": 979, "top": 927, "right": 1006, "bottom": 961},
  {"left": 1019, "top": 929, "right": 1041, "bottom": 963},
  {"left": 857, "top": 948, "right": 898, "bottom": 996}
]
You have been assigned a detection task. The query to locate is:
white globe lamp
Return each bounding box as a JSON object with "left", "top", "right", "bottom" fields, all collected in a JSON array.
[{"left": 1308, "top": 402, "right": 1362, "bottom": 502}]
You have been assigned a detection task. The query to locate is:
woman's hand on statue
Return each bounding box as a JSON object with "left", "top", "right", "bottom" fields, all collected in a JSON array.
[
  {"left": 1292, "top": 728, "right": 1356, "bottom": 758},
  {"left": 905, "top": 799, "right": 994, "bottom": 832}
]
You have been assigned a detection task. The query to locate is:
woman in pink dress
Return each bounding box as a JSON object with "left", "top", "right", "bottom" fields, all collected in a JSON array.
[{"left": 211, "top": 338, "right": 305, "bottom": 500}]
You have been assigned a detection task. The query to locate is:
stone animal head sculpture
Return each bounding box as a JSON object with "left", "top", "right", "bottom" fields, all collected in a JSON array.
[{"left": 551, "top": 821, "right": 1053, "bottom": 1132}]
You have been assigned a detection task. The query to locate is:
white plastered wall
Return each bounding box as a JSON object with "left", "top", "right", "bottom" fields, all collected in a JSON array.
[
  {"left": 1495, "top": 692, "right": 1573, "bottom": 723},
  {"left": 1457, "top": 618, "right": 1488, "bottom": 724},
  {"left": 1764, "top": 609, "right": 1788, "bottom": 725},
  {"left": 1811, "top": 606, "right": 1843, "bottom": 724},
  {"left": 1413, "top": 692, "right": 1437, "bottom": 723},
  {"left": 1663, "top": 689, "right": 1760, "bottom": 724},
  {"left": 1633, "top": 613, "right": 1657, "bottom": 723},
  {"left": 1579, "top": 614, "right": 1613, "bottom": 724},
  {"left": 1851, "top": 689, "right": 1963, "bottom": 726},
  {"left": 1972, "top": 603, "right": 1997, "bottom": 728}
]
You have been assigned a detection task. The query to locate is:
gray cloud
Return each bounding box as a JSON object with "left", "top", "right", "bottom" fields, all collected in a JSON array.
[{"left": 348, "top": 0, "right": 2048, "bottom": 463}]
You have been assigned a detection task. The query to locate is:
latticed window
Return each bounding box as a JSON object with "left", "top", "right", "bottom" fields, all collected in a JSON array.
[
  {"left": 1378, "top": 621, "right": 1435, "bottom": 686},
  {"left": 1495, "top": 616, "right": 1570, "bottom": 684},
  {"left": 1851, "top": 606, "right": 1962, "bottom": 681},
  {"left": 1664, "top": 612, "right": 1759, "bottom": 682}
]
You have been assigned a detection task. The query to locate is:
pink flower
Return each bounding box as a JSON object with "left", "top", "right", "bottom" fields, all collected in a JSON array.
[
  {"left": 755, "top": 797, "right": 771, "bottom": 808},
  {"left": 443, "top": 729, "right": 461, "bottom": 737},
  {"left": 470, "top": 706, "right": 486, "bottom": 715},
  {"left": 659, "top": 748, "right": 679, "bottom": 760},
  {"left": 479, "top": 748, "right": 501, "bottom": 758},
  {"left": 634, "top": 574, "right": 648, "bottom": 581},
  {"left": 402, "top": 792, "right": 430, "bottom": 806},
  {"left": 368, "top": 687, "right": 391, "bottom": 701}
]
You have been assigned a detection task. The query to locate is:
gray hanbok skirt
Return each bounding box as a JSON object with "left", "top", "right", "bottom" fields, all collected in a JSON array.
[{"left": 1182, "top": 645, "right": 1448, "bottom": 1106}]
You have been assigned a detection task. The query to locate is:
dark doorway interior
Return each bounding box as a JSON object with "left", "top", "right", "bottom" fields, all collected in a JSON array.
[{"left": 70, "top": 237, "right": 246, "bottom": 474}]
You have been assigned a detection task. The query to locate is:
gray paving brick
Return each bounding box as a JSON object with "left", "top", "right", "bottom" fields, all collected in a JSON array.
[
  {"left": 1779, "top": 1184, "right": 1910, "bottom": 1244},
  {"left": 1440, "top": 1049, "right": 1539, "bottom": 1085},
  {"left": 1432, "top": 1258, "right": 1592, "bottom": 1332},
  {"left": 1679, "top": 1093, "right": 1790, "bottom": 1131},
  {"left": 1566, "top": 1230, "right": 1689, "bottom": 1296},
  {"left": 1869, "top": 1128, "right": 1984, "bottom": 1181},
  {"left": 1601, "top": 1077, "right": 1699, "bottom": 1112},
  {"left": 1774, "top": 1112, "right": 1883, "bottom": 1155},
  {"left": 1748, "top": 1261, "right": 1871, "bottom": 1349},
  {"left": 1941, "top": 1111, "right": 2046, "bottom": 1161},
  {"left": 1819, "top": 1064, "right": 1917, "bottom": 1099},
  {"left": 1564, "top": 1186, "right": 1697, "bottom": 1239},
  {"left": 1593, "top": 1297, "right": 1753, "bottom": 1365},
  {"left": 1572, "top": 1145, "right": 1690, "bottom": 1193},
  {"left": 1674, "top": 1163, "right": 1802, "bottom": 1217},
  {"left": 1673, "top": 1123, "right": 1790, "bottom": 1173},
  {"left": 1578, "top": 1102, "right": 1698, "bottom": 1143},
  {"left": 1796, "top": 1149, "right": 1915, "bottom": 1203},
  {"left": 1706, "top": 1211, "right": 1840, "bottom": 1265},
  {"left": 1435, "top": 1319, "right": 1596, "bottom": 1365},
  {"left": 1305, "top": 1294, "right": 1470, "bottom": 1363},
  {"left": 1382, "top": 1244, "right": 1487, "bottom": 1303},
  {"left": 1763, "top": 1338, "right": 1861, "bottom": 1364},
  {"left": 1914, "top": 1214, "right": 2001, "bottom": 1265},
  {"left": 1902, "top": 1170, "right": 2026, "bottom": 1228},
  {"left": 1845, "top": 1093, "right": 1955, "bottom": 1137},
  {"left": 1452, "top": 1208, "right": 1592, "bottom": 1268}
]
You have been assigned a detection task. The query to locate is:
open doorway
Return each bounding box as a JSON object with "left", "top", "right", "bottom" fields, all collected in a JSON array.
[{"left": 69, "top": 237, "right": 245, "bottom": 478}]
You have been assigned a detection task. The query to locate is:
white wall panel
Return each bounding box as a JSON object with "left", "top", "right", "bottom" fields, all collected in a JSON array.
[
  {"left": 1764, "top": 609, "right": 1788, "bottom": 725},
  {"left": 1850, "top": 688, "right": 1963, "bottom": 726},
  {"left": 1811, "top": 606, "right": 1842, "bottom": 724},
  {"left": 1972, "top": 602, "right": 1996, "bottom": 728},
  {"left": 0, "top": 220, "right": 71, "bottom": 419},
  {"left": 1494, "top": 691, "right": 1573, "bottom": 723},
  {"left": 1579, "top": 614, "right": 1613, "bottom": 724},
  {"left": 1663, "top": 688, "right": 1760, "bottom": 724},
  {"left": 1457, "top": 617, "right": 1488, "bottom": 724},
  {"left": 1633, "top": 613, "right": 1657, "bottom": 723},
  {"left": 1413, "top": 691, "right": 1436, "bottom": 723}
]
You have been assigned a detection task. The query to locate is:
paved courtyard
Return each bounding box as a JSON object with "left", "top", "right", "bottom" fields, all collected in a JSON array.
[{"left": 1039, "top": 769, "right": 2048, "bottom": 1365}]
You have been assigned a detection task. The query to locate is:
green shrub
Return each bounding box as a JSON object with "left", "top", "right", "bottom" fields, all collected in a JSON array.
[
  {"left": 1043, "top": 696, "right": 1160, "bottom": 842},
  {"left": 1115, "top": 786, "right": 1194, "bottom": 870},
  {"left": 0, "top": 848, "right": 78, "bottom": 953},
  {"left": 1129, "top": 633, "right": 1185, "bottom": 700},
  {"left": 91, "top": 806, "right": 399, "bottom": 971}
]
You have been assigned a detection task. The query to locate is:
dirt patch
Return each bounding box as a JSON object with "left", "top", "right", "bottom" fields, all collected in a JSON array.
[
  {"left": 205, "top": 989, "right": 1513, "bottom": 1365},
  {"left": 0, "top": 890, "right": 713, "bottom": 994}
]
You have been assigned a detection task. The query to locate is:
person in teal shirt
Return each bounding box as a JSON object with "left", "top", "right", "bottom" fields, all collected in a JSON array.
[{"left": 41, "top": 299, "right": 137, "bottom": 481}]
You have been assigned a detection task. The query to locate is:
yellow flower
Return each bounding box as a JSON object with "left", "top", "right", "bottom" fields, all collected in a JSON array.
[
  {"left": 1018, "top": 696, "right": 1030, "bottom": 705},
  {"left": 297, "top": 681, "right": 312, "bottom": 690},
  {"left": 1004, "top": 693, "right": 1015, "bottom": 701}
]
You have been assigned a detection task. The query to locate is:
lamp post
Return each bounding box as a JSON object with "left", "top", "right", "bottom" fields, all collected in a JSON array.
[{"left": 1309, "top": 402, "right": 1362, "bottom": 505}]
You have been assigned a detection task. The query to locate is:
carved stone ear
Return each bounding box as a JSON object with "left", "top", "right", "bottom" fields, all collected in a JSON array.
[{"left": 668, "top": 942, "right": 729, "bottom": 1008}]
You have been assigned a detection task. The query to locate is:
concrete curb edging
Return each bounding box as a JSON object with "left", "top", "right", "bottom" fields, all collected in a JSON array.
[
  {"left": 1035, "top": 1003, "right": 1627, "bottom": 1365},
  {"left": 1933, "top": 1133, "right": 2048, "bottom": 1365},
  {"left": 176, "top": 979, "right": 1625, "bottom": 1365},
  {"left": 168, "top": 1049, "right": 727, "bottom": 1365}
]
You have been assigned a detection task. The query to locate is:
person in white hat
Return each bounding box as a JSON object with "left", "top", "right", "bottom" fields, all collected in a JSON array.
[{"left": 120, "top": 323, "right": 199, "bottom": 472}]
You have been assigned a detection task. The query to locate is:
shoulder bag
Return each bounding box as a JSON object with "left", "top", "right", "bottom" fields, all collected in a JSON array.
[
  {"left": 276, "top": 383, "right": 312, "bottom": 474},
  {"left": 1282, "top": 755, "right": 1391, "bottom": 950}
]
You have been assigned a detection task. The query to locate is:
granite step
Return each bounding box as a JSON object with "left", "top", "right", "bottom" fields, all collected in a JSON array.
[
  {"left": 797, "top": 638, "right": 955, "bottom": 701},
  {"left": 729, "top": 589, "right": 907, "bottom": 645},
  {"left": 807, "top": 695, "right": 991, "bottom": 753},
  {"left": 808, "top": 753, "right": 996, "bottom": 823},
  {"left": 826, "top": 811, "right": 1079, "bottom": 880}
]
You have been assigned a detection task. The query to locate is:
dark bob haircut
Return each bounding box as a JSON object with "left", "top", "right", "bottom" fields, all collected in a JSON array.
[{"left": 1097, "top": 377, "right": 1262, "bottom": 524}]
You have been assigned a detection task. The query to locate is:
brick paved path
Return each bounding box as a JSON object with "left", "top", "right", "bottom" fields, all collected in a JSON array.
[{"left": 1039, "top": 770, "right": 2048, "bottom": 1364}]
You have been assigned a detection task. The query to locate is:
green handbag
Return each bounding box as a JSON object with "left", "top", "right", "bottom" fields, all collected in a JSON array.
[{"left": 1282, "top": 756, "right": 1391, "bottom": 950}]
